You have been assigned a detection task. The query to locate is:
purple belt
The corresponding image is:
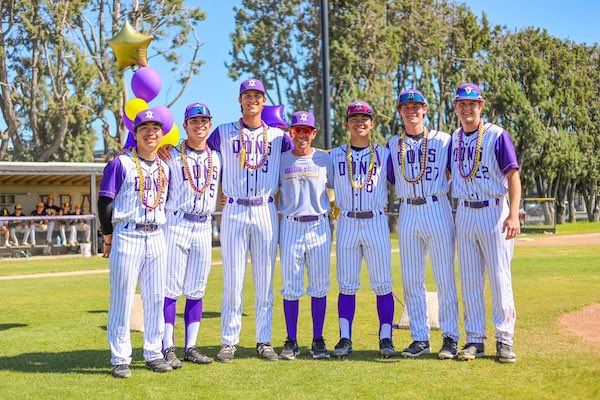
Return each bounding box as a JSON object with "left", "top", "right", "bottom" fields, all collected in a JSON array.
[
  {"left": 291, "top": 215, "right": 320, "bottom": 222},
  {"left": 183, "top": 213, "right": 209, "bottom": 223},
  {"left": 462, "top": 198, "right": 500, "bottom": 209},
  {"left": 130, "top": 223, "right": 159, "bottom": 232},
  {"left": 406, "top": 195, "right": 438, "bottom": 205},
  {"left": 346, "top": 211, "right": 378, "bottom": 219},
  {"left": 228, "top": 196, "right": 274, "bottom": 206}
]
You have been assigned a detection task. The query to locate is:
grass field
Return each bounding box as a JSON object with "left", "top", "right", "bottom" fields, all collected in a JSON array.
[{"left": 1, "top": 231, "right": 599, "bottom": 399}]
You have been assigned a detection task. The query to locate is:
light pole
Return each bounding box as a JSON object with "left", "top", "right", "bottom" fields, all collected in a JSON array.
[{"left": 320, "top": 0, "right": 331, "bottom": 149}]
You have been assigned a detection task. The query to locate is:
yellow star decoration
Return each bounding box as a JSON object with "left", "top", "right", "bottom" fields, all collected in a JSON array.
[{"left": 107, "top": 21, "right": 154, "bottom": 71}]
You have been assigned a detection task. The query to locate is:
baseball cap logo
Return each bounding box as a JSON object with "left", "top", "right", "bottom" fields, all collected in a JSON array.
[
  {"left": 465, "top": 86, "right": 473, "bottom": 94},
  {"left": 248, "top": 79, "right": 256, "bottom": 87},
  {"left": 408, "top": 92, "right": 415, "bottom": 100},
  {"left": 299, "top": 112, "right": 309, "bottom": 122},
  {"left": 145, "top": 110, "right": 154, "bottom": 119}
]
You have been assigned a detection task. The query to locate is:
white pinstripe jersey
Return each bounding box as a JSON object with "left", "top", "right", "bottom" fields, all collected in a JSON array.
[
  {"left": 386, "top": 129, "right": 452, "bottom": 199},
  {"left": 99, "top": 150, "right": 170, "bottom": 225},
  {"left": 278, "top": 149, "right": 333, "bottom": 217},
  {"left": 164, "top": 145, "right": 222, "bottom": 215},
  {"left": 451, "top": 122, "right": 520, "bottom": 200},
  {"left": 207, "top": 121, "right": 293, "bottom": 198},
  {"left": 330, "top": 143, "right": 390, "bottom": 212}
]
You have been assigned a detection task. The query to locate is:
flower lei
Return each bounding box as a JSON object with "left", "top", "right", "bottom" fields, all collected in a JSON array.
[
  {"left": 131, "top": 148, "right": 165, "bottom": 209},
  {"left": 238, "top": 118, "right": 268, "bottom": 170},
  {"left": 458, "top": 120, "right": 485, "bottom": 181},
  {"left": 398, "top": 127, "right": 429, "bottom": 183},
  {"left": 179, "top": 141, "right": 213, "bottom": 195},
  {"left": 346, "top": 140, "right": 376, "bottom": 190}
]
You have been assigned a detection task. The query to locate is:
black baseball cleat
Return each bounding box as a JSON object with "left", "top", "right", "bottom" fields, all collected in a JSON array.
[
  {"left": 332, "top": 338, "right": 353, "bottom": 358},
  {"left": 111, "top": 364, "right": 132, "bottom": 379},
  {"left": 216, "top": 344, "right": 236, "bottom": 363},
  {"left": 379, "top": 338, "right": 396, "bottom": 358},
  {"left": 438, "top": 337, "right": 458, "bottom": 359},
  {"left": 279, "top": 338, "right": 300, "bottom": 360},
  {"left": 310, "top": 337, "right": 330, "bottom": 360},
  {"left": 163, "top": 346, "right": 182, "bottom": 369},
  {"left": 256, "top": 342, "right": 279, "bottom": 361},
  {"left": 184, "top": 346, "right": 213, "bottom": 364},
  {"left": 496, "top": 342, "right": 517, "bottom": 363},
  {"left": 457, "top": 342, "right": 485, "bottom": 361},
  {"left": 145, "top": 358, "right": 173, "bottom": 373},
  {"left": 401, "top": 341, "right": 431, "bottom": 358}
]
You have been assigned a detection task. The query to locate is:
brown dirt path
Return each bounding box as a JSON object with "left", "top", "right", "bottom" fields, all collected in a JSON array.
[
  {"left": 516, "top": 233, "right": 600, "bottom": 246},
  {"left": 559, "top": 304, "right": 600, "bottom": 349}
]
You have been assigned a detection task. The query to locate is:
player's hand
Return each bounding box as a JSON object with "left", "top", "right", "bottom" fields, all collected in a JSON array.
[
  {"left": 102, "top": 234, "right": 113, "bottom": 258},
  {"left": 502, "top": 214, "right": 520, "bottom": 240},
  {"left": 330, "top": 203, "right": 340, "bottom": 220},
  {"left": 220, "top": 194, "right": 228, "bottom": 207},
  {"left": 157, "top": 144, "right": 174, "bottom": 161}
]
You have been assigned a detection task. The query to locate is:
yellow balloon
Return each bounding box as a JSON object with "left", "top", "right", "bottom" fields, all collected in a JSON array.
[
  {"left": 125, "top": 98, "right": 148, "bottom": 121},
  {"left": 106, "top": 21, "right": 154, "bottom": 71},
  {"left": 160, "top": 124, "right": 180, "bottom": 147}
]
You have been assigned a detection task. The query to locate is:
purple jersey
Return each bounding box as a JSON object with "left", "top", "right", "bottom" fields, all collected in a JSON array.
[
  {"left": 386, "top": 129, "right": 452, "bottom": 199},
  {"left": 207, "top": 121, "right": 293, "bottom": 198},
  {"left": 451, "top": 123, "right": 519, "bottom": 200},
  {"left": 99, "top": 151, "right": 170, "bottom": 225}
]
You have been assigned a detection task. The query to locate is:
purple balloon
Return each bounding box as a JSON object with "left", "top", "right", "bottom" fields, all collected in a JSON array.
[
  {"left": 123, "top": 131, "right": 136, "bottom": 149},
  {"left": 262, "top": 105, "right": 288, "bottom": 129},
  {"left": 131, "top": 67, "right": 162, "bottom": 102},
  {"left": 122, "top": 114, "right": 134, "bottom": 132},
  {"left": 152, "top": 105, "right": 174, "bottom": 133}
]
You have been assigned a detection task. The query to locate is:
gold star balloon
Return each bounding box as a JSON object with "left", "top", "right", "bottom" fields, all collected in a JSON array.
[{"left": 107, "top": 21, "right": 154, "bottom": 71}]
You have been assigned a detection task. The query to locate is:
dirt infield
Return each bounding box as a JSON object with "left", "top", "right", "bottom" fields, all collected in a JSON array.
[
  {"left": 559, "top": 304, "right": 600, "bottom": 349},
  {"left": 516, "top": 233, "right": 600, "bottom": 246}
]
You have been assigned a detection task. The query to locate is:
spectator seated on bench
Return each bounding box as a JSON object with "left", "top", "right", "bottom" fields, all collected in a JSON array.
[
  {"left": 30, "top": 202, "right": 52, "bottom": 246},
  {"left": 9, "top": 204, "right": 30, "bottom": 246}
]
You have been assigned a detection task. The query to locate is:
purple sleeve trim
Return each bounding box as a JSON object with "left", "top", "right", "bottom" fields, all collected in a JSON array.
[
  {"left": 326, "top": 153, "right": 334, "bottom": 189},
  {"left": 386, "top": 153, "right": 395, "bottom": 185},
  {"left": 495, "top": 130, "right": 520, "bottom": 174},
  {"left": 207, "top": 126, "right": 221, "bottom": 151},
  {"left": 446, "top": 138, "right": 452, "bottom": 172},
  {"left": 281, "top": 132, "right": 294, "bottom": 152},
  {"left": 99, "top": 157, "right": 125, "bottom": 200}
]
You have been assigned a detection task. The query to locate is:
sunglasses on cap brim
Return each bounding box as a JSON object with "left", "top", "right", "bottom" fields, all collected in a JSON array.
[
  {"left": 398, "top": 92, "right": 427, "bottom": 104},
  {"left": 185, "top": 105, "right": 211, "bottom": 120}
]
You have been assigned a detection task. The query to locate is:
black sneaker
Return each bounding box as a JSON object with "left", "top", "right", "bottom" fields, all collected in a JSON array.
[
  {"left": 279, "top": 338, "right": 300, "bottom": 360},
  {"left": 457, "top": 342, "right": 485, "bottom": 361},
  {"left": 401, "top": 341, "right": 431, "bottom": 358},
  {"left": 256, "top": 342, "right": 279, "bottom": 361},
  {"left": 216, "top": 344, "right": 236, "bottom": 363},
  {"left": 332, "top": 338, "right": 353, "bottom": 358},
  {"left": 496, "top": 342, "right": 516, "bottom": 363},
  {"left": 379, "top": 338, "right": 396, "bottom": 358},
  {"left": 111, "top": 364, "right": 132, "bottom": 379},
  {"left": 438, "top": 337, "right": 458, "bottom": 359},
  {"left": 310, "top": 337, "right": 330, "bottom": 360},
  {"left": 145, "top": 358, "right": 173, "bottom": 373},
  {"left": 184, "top": 346, "right": 213, "bottom": 364},
  {"left": 162, "top": 346, "right": 182, "bottom": 369}
]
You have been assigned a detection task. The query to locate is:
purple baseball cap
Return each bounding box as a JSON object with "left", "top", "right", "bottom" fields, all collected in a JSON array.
[
  {"left": 184, "top": 102, "right": 212, "bottom": 121},
  {"left": 239, "top": 78, "right": 265, "bottom": 95},
  {"left": 454, "top": 83, "right": 484, "bottom": 101},
  {"left": 291, "top": 111, "right": 316, "bottom": 129},
  {"left": 133, "top": 107, "right": 164, "bottom": 130},
  {"left": 397, "top": 89, "right": 427, "bottom": 106},
  {"left": 346, "top": 101, "right": 373, "bottom": 117}
]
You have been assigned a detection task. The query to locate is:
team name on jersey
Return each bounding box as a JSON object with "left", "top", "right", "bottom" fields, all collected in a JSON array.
[
  {"left": 232, "top": 136, "right": 272, "bottom": 155},
  {"left": 336, "top": 160, "right": 379, "bottom": 176},
  {"left": 134, "top": 175, "right": 163, "bottom": 192},
  {"left": 453, "top": 145, "right": 490, "bottom": 180}
]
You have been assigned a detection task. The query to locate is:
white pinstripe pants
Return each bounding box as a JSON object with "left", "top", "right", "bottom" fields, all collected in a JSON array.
[
  {"left": 220, "top": 202, "right": 278, "bottom": 345},
  {"left": 456, "top": 198, "right": 516, "bottom": 345},
  {"left": 398, "top": 197, "right": 460, "bottom": 341},
  {"left": 336, "top": 212, "right": 392, "bottom": 295},
  {"left": 165, "top": 213, "right": 212, "bottom": 300},
  {"left": 107, "top": 223, "right": 167, "bottom": 365},
  {"left": 280, "top": 216, "right": 331, "bottom": 300}
]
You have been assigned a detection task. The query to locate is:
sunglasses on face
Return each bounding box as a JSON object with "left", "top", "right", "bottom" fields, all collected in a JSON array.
[
  {"left": 185, "top": 106, "right": 211, "bottom": 120},
  {"left": 291, "top": 126, "right": 314, "bottom": 135}
]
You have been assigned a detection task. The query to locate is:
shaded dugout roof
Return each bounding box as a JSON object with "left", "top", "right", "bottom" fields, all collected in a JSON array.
[{"left": 0, "top": 162, "right": 106, "bottom": 187}]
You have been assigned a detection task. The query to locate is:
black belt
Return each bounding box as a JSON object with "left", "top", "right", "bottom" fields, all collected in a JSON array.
[
  {"left": 228, "top": 196, "right": 274, "bottom": 206},
  {"left": 131, "top": 223, "right": 159, "bottom": 232},
  {"left": 291, "top": 215, "right": 320, "bottom": 222},
  {"left": 406, "top": 195, "right": 438, "bottom": 205},
  {"left": 346, "top": 211, "right": 378, "bottom": 219},
  {"left": 462, "top": 198, "right": 500, "bottom": 209},
  {"left": 183, "top": 213, "right": 209, "bottom": 223}
]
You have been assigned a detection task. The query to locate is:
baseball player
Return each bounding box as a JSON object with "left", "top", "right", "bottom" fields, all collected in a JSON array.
[
  {"left": 1, "top": 208, "right": 10, "bottom": 247},
  {"left": 330, "top": 101, "right": 395, "bottom": 359},
  {"left": 161, "top": 103, "right": 221, "bottom": 368},
  {"left": 29, "top": 202, "right": 50, "bottom": 246},
  {"left": 72, "top": 204, "right": 91, "bottom": 243},
  {"left": 386, "top": 89, "right": 460, "bottom": 359},
  {"left": 44, "top": 195, "right": 60, "bottom": 243},
  {"left": 207, "top": 78, "right": 293, "bottom": 362},
  {"left": 9, "top": 204, "right": 29, "bottom": 246},
  {"left": 278, "top": 111, "right": 333, "bottom": 360},
  {"left": 451, "top": 83, "right": 521, "bottom": 363},
  {"left": 59, "top": 203, "right": 73, "bottom": 246},
  {"left": 98, "top": 108, "right": 172, "bottom": 378}
]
